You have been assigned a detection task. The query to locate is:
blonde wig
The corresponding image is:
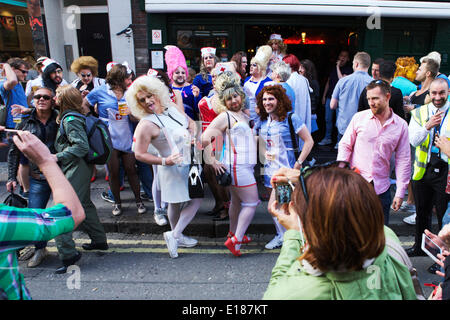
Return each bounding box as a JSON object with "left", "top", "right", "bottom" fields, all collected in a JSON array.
[
  {"left": 214, "top": 71, "right": 246, "bottom": 114},
  {"left": 71, "top": 56, "right": 99, "bottom": 77},
  {"left": 126, "top": 75, "right": 172, "bottom": 120},
  {"left": 250, "top": 45, "right": 272, "bottom": 75}
]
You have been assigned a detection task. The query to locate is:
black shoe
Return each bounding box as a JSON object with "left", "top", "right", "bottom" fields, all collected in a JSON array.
[
  {"left": 406, "top": 246, "right": 427, "bottom": 257},
  {"left": 82, "top": 242, "right": 109, "bottom": 251},
  {"left": 213, "top": 210, "right": 229, "bottom": 221},
  {"left": 55, "top": 251, "right": 82, "bottom": 274},
  {"left": 427, "top": 262, "right": 441, "bottom": 275},
  {"left": 206, "top": 206, "right": 224, "bottom": 216}
]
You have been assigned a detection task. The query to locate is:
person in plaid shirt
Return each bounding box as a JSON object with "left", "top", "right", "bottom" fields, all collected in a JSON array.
[{"left": 0, "top": 129, "right": 85, "bottom": 300}]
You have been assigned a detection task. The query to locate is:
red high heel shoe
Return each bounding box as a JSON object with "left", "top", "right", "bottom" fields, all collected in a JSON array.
[
  {"left": 224, "top": 235, "right": 242, "bottom": 257},
  {"left": 227, "top": 231, "right": 252, "bottom": 244}
]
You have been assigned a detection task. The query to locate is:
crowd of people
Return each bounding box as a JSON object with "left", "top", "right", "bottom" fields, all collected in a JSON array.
[{"left": 1, "top": 33, "right": 450, "bottom": 300}]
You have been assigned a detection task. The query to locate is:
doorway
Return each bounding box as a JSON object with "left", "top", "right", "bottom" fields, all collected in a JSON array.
[
  {"left": 76, "top": 13, "right": 112, "bottom": 79},
  {"left": 245, "top": 24, "right": 359, "bottom": 140}
]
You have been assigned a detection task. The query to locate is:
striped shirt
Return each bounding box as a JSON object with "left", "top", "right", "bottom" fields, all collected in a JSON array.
[{"left": 0, "top": 204, "right": 74, "bottom": 300}]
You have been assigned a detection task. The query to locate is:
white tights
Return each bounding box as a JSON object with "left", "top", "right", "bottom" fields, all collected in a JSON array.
[
  {"left": 167, "top": 199, "right": 202, "bottom": 239},
  {"left": 228, "top": 184, "right": 259, "bottom": 250}
]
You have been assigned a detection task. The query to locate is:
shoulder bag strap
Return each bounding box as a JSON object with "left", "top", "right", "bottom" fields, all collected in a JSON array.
[
  {"left": 287, "top": 113, "right": 300, "bottom": 159},
  {"left": 226, "top": 112, "right": 232, "bottom": 174}
]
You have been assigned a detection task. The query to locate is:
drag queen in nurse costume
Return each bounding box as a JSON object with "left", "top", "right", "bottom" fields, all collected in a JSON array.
[{"left": 128, "top": 75, "right": 201, "bottom": 259}]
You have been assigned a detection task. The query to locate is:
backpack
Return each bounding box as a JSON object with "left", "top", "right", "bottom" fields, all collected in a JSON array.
[{"left": 59, "top": 112, "right": 112, "bottom": 165}]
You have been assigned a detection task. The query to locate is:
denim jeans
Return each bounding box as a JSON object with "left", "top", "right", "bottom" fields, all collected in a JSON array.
[
  {"left": 443, "top": 201, "right": 450, "bottom": 227},
  {"left": 29, "top": 178, "right": 52, "bottom": 250},
  {"left": 136, "top": 160, "right": 153, "bottom": 199},
  {"left": 378, "top": 188, "right": 392, "bottom": 226},
  {"left": 324, "top": 98, "right": 335, "bottom": 140}
]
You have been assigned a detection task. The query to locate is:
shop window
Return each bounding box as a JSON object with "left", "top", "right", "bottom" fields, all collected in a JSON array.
[{"left": 175, "top": 29, "right": 229, "bottom": 70}]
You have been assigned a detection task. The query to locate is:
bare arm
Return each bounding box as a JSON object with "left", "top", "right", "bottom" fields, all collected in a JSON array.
[
  {"left": 1, "top": 63, "right": 18, "bottom": 91},
  {"left": 322, "top": 78, "right": 329, "bottom": 105},
  {"left": 12, "top": 129, "right": 85, "bottom": 227},
  {"left": 330, "top": 97, "right": 338, "bottom": 110},
  {"left": 294, "top": 127, "right": 314, "bottom": 169}
]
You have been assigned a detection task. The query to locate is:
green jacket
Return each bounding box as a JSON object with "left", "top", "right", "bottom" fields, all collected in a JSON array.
[
  {"left": 55, "top": 110, "right": 89, "bottom": 172},
  {"left": 263, "top": 227, "right": 417, "bottom": 300},
  {"left": 54, "top": 110, "right": 94, "bottom": 209}
]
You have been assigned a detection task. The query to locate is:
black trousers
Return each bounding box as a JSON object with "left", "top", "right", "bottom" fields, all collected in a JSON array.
[{"left": 411, "top": 162, "right": 449, "bottom": 249}]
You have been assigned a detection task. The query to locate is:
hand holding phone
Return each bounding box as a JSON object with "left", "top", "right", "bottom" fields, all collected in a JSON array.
[
  {"left": 275, "top": 183, "right": 293, "bottom": 204},
  {"left": 422, "top": 233, "right": 443, "bottom": 264}
]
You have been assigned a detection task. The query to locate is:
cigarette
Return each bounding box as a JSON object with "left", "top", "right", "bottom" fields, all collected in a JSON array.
[{"left": 3, "top": 129, "right": 19, "bottom": 133}]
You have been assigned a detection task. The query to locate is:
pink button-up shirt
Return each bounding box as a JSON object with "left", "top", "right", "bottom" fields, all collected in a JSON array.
[{"left": 337, "top": 109, "right": 411, "bottom": 198}]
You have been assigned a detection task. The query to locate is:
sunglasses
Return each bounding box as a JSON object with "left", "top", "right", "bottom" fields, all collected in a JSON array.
[
  {"left": 18, "top": 69, "right": 28, "bottom": 75},
  {"left": 80, "top": 73, "right": 92, "bottom": 78},
  {"left": 370, "top": 79, "right": 389, "bottom": 85},
  {"left": 299, "top": 160, "right": 352, "bottom": 203},
  {"left": 33, "top": 94, "right": 52, "bottom": 100}
]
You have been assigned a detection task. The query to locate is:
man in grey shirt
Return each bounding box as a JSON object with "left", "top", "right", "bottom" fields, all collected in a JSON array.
[{"left": 331, "top": 52, "right": 373, "bottom": 149}]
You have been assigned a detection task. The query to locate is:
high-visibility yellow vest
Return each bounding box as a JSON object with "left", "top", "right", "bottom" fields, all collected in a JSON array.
[{"left": 410, "top": 103, "right": 450, "bottom": 181}]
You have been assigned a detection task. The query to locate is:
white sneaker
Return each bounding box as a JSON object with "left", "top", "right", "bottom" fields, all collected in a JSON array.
[
  {"left": 163, "top": 231, "right": 178, "bottom": 258},
  {"left": 403, "top": 213, "right": 416, "bottom": 225},
  {"left": 136, "top": 202, "right": 146, "bottom": 214},
  {"left": 265, "top": 235, "right": 283, "bottom": 250},
  {"left": 112, "top": 203, "right": 122, "bottom": 216},
  {"left": 27, "top": 248, "right": 48, "bottom": 268},
  {"left": 177, "top": 234, "right": 198, "bottom": 248},
  {"left": 154, "top": 209, "right": 168, "bottom": 226},
  {"left": 318, "top": 138, "right": 332, "bottom": 146}
]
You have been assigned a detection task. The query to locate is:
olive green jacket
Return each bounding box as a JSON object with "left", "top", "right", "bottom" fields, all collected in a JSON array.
[
  {"left": 263, "top": 227, "right": 417, "bottom": 300},
  {"left": 55, "top": 110, "right": 89, "bottom": 171}
]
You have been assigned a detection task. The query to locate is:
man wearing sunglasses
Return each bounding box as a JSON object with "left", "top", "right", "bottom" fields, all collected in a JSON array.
[
  {"left": 6, "top": 87, "right": 59, "bottom": 269},
  {"left": 337, "top": 79, "right": 411, "bottom": 225},
  {"left": 0, "top": 58, "right": 29, "bottom": 129}
]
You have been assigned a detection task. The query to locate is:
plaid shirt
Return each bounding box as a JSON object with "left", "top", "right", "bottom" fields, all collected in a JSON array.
[{"left": 0, "top": 204, "right": 74, "bottom": 300}]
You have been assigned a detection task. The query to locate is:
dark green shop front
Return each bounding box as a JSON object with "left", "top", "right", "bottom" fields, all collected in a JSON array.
[{"left": 147, "top": 13, "right": 450, "bottom": 81}]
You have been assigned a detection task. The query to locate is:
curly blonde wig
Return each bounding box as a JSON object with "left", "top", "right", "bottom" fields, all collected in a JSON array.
[
  {"left": 214, "top": 71, "right": 246, "bottom": 114},
  {"left": 71, "top": 56, "right": 99, "bottom": 77},
  {"left": 126, "top": 75, "right": 172, "bottom": 120}
]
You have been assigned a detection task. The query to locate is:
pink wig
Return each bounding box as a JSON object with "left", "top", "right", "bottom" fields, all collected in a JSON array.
[{"left": 164, "top": 45, "right": 188, "bottom": 82}]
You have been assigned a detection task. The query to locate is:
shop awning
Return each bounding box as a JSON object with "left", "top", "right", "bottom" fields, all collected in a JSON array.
[{"left": 145, "top": 0, "right": 450, "bottom": 18}]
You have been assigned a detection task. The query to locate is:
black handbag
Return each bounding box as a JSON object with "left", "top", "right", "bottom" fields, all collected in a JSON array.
[
  {"left": 188, "top": 145, "right": 204, "bottom": 198},
  {"left": 3, "top": 190, "right": 28, "bottom": 208},
  {"left": 216, "top": 112, "right": 232, "bottom": 187}
]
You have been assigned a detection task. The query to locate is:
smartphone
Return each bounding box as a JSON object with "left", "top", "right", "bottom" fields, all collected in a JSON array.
[
  {"left": 275, "top": 183, "right": 293, "bottom": 204},
  {"left": 421, "top": 233, "right": 443, "bottom": 264}
]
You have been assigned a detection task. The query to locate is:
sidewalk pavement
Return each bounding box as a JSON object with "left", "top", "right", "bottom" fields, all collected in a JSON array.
[{"left": 0, "top": 144, "right": 440, "bottom": 239}]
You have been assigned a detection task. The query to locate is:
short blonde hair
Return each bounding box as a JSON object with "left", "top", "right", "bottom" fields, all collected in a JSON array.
[
  {"left": 70, "top": 56, "right": 99, "bottom": 77},
  {"left": 126, "top": 75, "right": 172, "bottom": 120}
]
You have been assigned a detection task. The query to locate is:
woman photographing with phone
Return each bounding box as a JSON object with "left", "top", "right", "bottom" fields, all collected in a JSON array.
[
  {"left": 263, "top": 164, "right": 417, "bottom": 300},
  {"left": 254, "top": 85, "right": 313, "bottom": 250}
]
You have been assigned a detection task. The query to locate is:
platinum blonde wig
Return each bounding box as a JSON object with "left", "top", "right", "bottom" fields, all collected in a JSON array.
[
  {"left": 270, "top": 61, "right": 292, "bottom": 82},
  {"left": 214, "top": 71, "right": 246, "bottom": 114},
  {"left": 126, "top": 75, "right": 172, "bottom": 120}
]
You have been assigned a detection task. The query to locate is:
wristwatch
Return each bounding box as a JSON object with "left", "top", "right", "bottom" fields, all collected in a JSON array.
[
  {"left": 296, "top": 159, "right": 303, "bottom": 166},
  {"left": 161, "top": 157, "right": 166, "bottom": 166}
]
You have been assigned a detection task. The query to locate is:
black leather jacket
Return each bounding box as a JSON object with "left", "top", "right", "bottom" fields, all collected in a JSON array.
[{"left": 7, "top": 109, "right": 59, "bottom": 182}]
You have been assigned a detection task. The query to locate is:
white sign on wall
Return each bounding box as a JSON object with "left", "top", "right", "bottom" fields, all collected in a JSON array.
[
  {"left": 152, "top": 29, "right": 162, "bottom": 44},
  {"left": 151, "top": 51, "right": 164, "bottom": 69}
]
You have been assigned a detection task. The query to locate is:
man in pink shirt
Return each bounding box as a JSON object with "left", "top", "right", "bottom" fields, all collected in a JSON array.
[{"left": 337, "top": 80, "right": 411, "bottom": 225}]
